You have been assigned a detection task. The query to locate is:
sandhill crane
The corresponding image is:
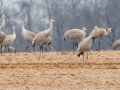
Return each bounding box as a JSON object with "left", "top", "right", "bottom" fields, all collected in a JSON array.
[
  {"left": 76, "top": 26, "right": 98, "bottom": 64},
  {"left": 112, "top": 39, "right": 120, "bottom": 50},
  {"left": 89, "top": 27, "right": 113, "bottom": 51},
  {"left": 21, "top": 18, "right": 36, "bottom": 52},
  {"left": 0, "top": 14, "right": 9, "bottom": 53},
  {"left": 63, "top": 27, "right": 87, "bottom": 51},
  {"left": 32, "top": 18, "right": 56, "bottom": 59},
  {"left": 43, "top": 36, "right": 54, "bottom": 52},
  {"left": 1, "top": 26, "right": 16, "bottom": 53}
]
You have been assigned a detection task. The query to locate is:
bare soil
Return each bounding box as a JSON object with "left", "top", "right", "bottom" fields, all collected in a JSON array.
[{"left": 0, "top": 51, "right": 120, "bottom": 90}]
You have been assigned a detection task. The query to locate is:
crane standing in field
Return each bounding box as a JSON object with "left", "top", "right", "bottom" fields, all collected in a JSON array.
[
  {"left": 112, "top": 39, "right": 120, "bottom": 50},
  {"left": 0, "top": 14, "right": 9, "bottom": 53},
  {"left": 76, "top": 26, "right": 98, "bottom": 64},
  {"left": 32, "top": 18, "right": 56, "bottom": 59},
  {"left": 1, "top": 26, "right": 16, "bottom": 53},
  {"left": 63, "top": 27, "right": 87, "bottom": 51},
  {"left": 89, "top": 27, "right": 113, "bottom": 51},
  {"left": 21, "top": 18, "right": 36, "bottom": 52}
]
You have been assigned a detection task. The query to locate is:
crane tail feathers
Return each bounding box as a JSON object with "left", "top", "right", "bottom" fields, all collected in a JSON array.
[
  {"left": 77, "top": 54, "right": 80, "bottom": 57},
  {"left": 32, "top": 42, "right": 35, "bottom": 47}
]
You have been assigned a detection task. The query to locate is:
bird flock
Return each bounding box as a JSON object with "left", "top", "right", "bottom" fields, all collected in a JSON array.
[{"left": 0, "top": 14, "right": 119, "bottom": 63}]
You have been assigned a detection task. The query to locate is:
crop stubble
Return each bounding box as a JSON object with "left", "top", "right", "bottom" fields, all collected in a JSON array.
[{"left": 0, "top": 51, "right": 120, "bottom": 90}]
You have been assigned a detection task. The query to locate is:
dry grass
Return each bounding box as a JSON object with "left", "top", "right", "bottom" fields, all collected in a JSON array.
[{"left": 0, "top": 50, "right": 120, "bottom": 90}]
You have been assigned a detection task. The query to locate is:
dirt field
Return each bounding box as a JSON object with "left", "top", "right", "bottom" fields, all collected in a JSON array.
[{"left": 0, "top": 50, "right": 120, "bottom": 90}]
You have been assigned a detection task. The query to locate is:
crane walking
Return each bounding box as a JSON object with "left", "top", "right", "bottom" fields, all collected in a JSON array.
[
  {"left": 32, "top": 18, "right": 56, "bottom": 59},
  {"left": 21, "top": 18, "right": 36, "bottom": 52}
]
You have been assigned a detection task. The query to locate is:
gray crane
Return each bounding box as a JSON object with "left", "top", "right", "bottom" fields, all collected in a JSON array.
[
  {"left": 89, "top": 27, "right": 113, "bottom": 51},
  {"left": 76, "top": 26, "right": 98, "bottom": 64},
  {"left": 32, "top": 18, "right": 56, "bottom": 59},
  {"left": 21, "top": 18, "right": 36, "bottom": 52},
  {"left": 0, "top": 14, "right": 9, "bottom": 53},
  {"left": 1, "top": 26, "right": 16, "bottom": 53},
  {"left": 63, "top": 27, "right": 87, "bottom": 51}
]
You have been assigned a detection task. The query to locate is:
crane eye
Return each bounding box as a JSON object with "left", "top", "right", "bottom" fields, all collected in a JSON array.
[
  {"left": 4, "top": 14, "right": 6, "bottom": 16},
  {"left": 111, "top": 29, "right": 113, "bottom": 31},
  {"left": 53, "top": 18, "right": 55, "bottom": 20}
]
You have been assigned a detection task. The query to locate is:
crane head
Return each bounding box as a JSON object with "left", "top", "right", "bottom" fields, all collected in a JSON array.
[
  {"left": 2, "top": 14, "right": 10, "bottom": 18},
  {"left": 21, "top": 18, "right": 25, "bottom": 23},
  {"left": 21, "top": 18, "right": 25, "bottom": 21},
  {"left": 12, "top": 26, "right": 15, "bottom": 30},
  {"left": 83, "top": 27, "right": 87, "bottom": 30},
  {"left": 110, "top": 28, "right": 113, "bottom": 32},
  {"left": 2, "top": 14, "right": 7, "bottom": 18},
  {"left": 52, "top": 18, "right": 56, "bottom": 22},
  {"left": 110, "top": 28, "right": 114, "bottom": 34},
  {"left": 3, "top": 14, "right": 6, "bottom": 17},
  {"left": 94, "top": 25, "right": 99, "bottom": 29}
]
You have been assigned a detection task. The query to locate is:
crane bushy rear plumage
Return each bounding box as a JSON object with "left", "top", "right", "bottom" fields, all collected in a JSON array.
[{"left": 112, "top": 39, "right": 120, "bottom": 49}]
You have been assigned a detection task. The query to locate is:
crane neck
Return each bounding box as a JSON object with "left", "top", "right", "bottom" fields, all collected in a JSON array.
[
  {"left": 82, "top": 28, "right": 85, "bottom": 31},
  {"left": 105, "top": 28, "right": 110, "bottom": 36},
  {"left": 89, "top": 27, "right": 96, "bottom": 39},
  {"left": 13, "top": 30, "right": 16, "bottom": 40},
  {"left": 13, "top": 29, "right": 16, "bottom": 35},
  {"left": 48, "top": 19, "right": 53, "bottom": 34},
  {"left": 22, "top": 21, "right": 26, "bottom": 31},
  {"left": 1, "top": 16, "right": 5, "bottom": 32}
]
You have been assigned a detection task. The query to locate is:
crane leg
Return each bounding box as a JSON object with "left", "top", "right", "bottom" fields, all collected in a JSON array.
[
  {"left": 87, "top": 51, "right": 88, "bottom": 61},
  {"left": 0, "top": 45, "right": 2, "bottom": 54},
  {"left": 25, "top": 46, "right": 28, "bottom": 52},
  {"left": 9, "top": 46, "right": 16, "bottom": 53},
  {"left": 82, "top": 53, "right": 84, "bottom": 65},
  {"left": 39, "top": 44, "right": 43, "bottom": 59},
  {"left": 32, "top": 46, "right": 34, "bottom": 52},
  {"left": 75, "top": 41, "right": 78, "bottom": 47},
  {"left": 73, "top": 41, "right": 74, "bottom": 52},
  {"left": 99, "top": 39, "right": 101, "bottom": 51},
  {"left": 4, "top": 46, "right": 5, "bottom": 53},
  {"left": 113, "top": 47, "right": 116, "bottom": 50},
  {"left": 39, "top": 44, "right": 41, "bottom": 59},
  {"left": 88, "top": 50, "right": 90, "bottom": 53},
  {"left": 45, "top": 45, "right": 47, "bottom": 52},
  {"left": 8, "top": 47, "right": 10, "bottom": 53},
  {"left": 41, "top": 45, "right": 43, "bottom": 58},
  {"left": 93, "top": 39, "right": 98, "bottom": 50}
]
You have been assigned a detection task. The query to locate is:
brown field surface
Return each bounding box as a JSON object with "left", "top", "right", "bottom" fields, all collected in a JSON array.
[{"left": 0, "top": 50, "right": 120, "bottom": 90}]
